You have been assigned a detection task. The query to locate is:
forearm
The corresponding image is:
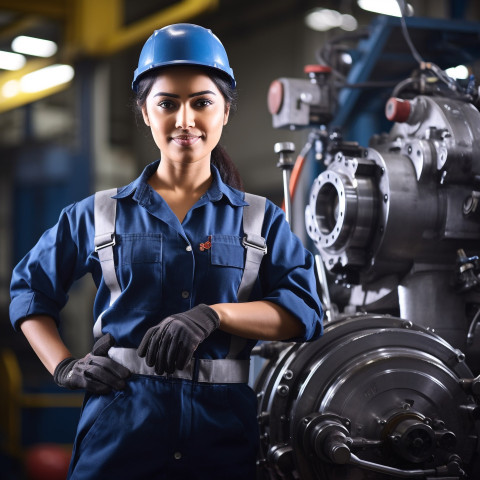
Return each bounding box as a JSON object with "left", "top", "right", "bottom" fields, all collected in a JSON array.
[
  {"left": 211, "top": 301, "right": 304, "bottom": 341},
  {"left": 20, "top": 315, "right": 72, "bottom": 375}
]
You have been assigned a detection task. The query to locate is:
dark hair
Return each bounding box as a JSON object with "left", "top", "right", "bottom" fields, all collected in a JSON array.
[{"left": 134, "top": 66, "right": 244, "bottom": 191}]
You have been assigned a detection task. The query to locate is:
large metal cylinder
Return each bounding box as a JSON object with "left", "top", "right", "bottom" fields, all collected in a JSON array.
[{"left": 255, "top": 314, "right": 480, "bottom": 480}]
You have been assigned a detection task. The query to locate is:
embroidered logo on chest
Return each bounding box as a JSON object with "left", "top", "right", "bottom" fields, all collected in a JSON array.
[{"left": 199, "top": 236, "right": 212, "bottom": 252}]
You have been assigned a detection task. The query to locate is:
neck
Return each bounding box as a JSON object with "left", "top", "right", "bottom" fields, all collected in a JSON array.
[{"left": 150, "top": 157, "right": 212, "bottom": 196}]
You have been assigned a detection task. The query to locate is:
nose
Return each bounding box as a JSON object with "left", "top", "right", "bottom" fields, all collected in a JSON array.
[{"left": 175, "top": 104, "right": 195, "bottom": 129}]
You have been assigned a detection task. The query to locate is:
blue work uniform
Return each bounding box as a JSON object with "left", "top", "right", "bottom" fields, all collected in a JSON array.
[{"left": 10, "top": 160, "right": 323, "bottom": 480}]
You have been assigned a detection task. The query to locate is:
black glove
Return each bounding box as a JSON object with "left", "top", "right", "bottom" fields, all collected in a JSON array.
[
  {"left": 54, "top": 333, "right": 131, "bottom": 395},
  {"left": 137, "top": 304, "right": 220, "bottom": 375}
]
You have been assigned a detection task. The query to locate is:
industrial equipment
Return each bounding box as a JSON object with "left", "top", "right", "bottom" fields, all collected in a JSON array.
[{"left": 257, "top": 14, "right": 480, "bottom": 480}]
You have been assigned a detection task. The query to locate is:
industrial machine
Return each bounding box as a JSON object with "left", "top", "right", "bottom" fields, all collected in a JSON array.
[{"left": 255, "top": 14, "right": 480, "bottom": 480}]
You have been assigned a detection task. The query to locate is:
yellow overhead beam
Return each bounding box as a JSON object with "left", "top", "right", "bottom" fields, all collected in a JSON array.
[
  {"left": 0, "top": 78, "right": 72, "bottom": 113},
  {"left": 0, "top": 57, "right": 72, "bottom": 113},
  {"left": 68, "top": 0, "right": 219, "bottom": 56}
]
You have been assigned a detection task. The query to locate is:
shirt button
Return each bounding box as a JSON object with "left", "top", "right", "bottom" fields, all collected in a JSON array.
[
  {"left": 174, "top": 451, "right": 182, "bottom": 460},
  {"left": 186, "top": 245, "right": 192, "bottom": 252},
  {"left": 181, "top": 291, "right": 190, "bottom": 299}
]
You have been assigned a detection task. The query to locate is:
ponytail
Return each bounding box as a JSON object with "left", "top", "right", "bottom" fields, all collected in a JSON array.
[{"left": 211, "top": 144, "right": 244, "bottom": 191}]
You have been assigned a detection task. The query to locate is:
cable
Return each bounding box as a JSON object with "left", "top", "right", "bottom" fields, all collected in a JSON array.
[
  {"left": 395, "top": 0, "right": 474, "bottom": 101},
  {"left": 397, "top": 0, "right": 424, "bottom": 65},
  {"left": 467, "top": 306, "right": 480, "bottom": 345}
]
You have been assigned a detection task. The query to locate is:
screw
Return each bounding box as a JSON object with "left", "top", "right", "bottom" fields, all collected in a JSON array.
[{"left": 277, "top": 385, "right": 289, "bottom": 397}]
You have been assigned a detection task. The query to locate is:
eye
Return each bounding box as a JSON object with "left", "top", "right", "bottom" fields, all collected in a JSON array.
[
  {"left": 157, "top": 99, "right": 176, "bottom": 110},
  {"left": 194, "top": 98, "right": 213, "bottom": 108}
]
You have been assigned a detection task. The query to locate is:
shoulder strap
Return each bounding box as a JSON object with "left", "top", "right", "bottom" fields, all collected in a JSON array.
[
  {"left": 227, "top": 193, "right": 267, "bottom": 359},
  {"left": 94, "top": 188, "right": 121, "bottom": 307},
  {"left": 237, "top": 192, "right": 267, "bottom": 302}
]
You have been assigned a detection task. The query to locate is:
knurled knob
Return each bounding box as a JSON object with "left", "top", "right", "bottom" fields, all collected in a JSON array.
[{"left": 385, "top": 97, "right": 411, "bottom": 122}]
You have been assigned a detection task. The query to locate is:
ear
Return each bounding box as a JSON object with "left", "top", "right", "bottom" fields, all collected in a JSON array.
[
  {"left": 141, "top": 105, "right": 150, "bottom": 126},
  {"left": 223, "top": 103, "right": 230, "bottom": 126}
]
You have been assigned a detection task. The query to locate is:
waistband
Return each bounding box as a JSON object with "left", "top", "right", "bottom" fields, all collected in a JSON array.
[{"left": 108, "top": 347, "right": 249, "bottom": 384}]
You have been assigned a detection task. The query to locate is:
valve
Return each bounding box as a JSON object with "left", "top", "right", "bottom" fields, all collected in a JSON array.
[
  {"left": 453, "top": 248, "right": 479, "bottom": 293},
  {"left": 298, "top": 414, "right": 352, "bottom": 464}
]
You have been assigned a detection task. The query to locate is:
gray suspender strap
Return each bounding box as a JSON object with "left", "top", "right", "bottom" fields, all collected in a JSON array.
[
  {"left": 93, "top": 188, "right": 120, "bottom": 338},
  {"left": 227, "top": 192, "right": 267, "bottom": 358},
  {"left": 237, "top": 193, "right": 267, "bottom": 301},
  {"left": 94, "top": 188, "right": 121, "bottom": 305}
]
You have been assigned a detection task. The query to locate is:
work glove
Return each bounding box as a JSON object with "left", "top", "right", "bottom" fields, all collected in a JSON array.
[
  {"left": 53, "top": 333, "right": 131, "bottom": 395},
  {"left": 137, "top": 304, "right": 220, "bottom": 375}
]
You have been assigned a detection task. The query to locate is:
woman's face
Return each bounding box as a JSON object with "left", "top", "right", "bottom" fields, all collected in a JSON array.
[{"left": 141, "top": 66, "right": 230, "bottom": 166}]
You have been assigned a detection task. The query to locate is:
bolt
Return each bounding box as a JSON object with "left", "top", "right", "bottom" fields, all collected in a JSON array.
[
  {"left": 277, "top": 385, "right": 289, "bottom": 397},
  {"left": 455, "top": 350, "right": 465, "bottom": 362}
]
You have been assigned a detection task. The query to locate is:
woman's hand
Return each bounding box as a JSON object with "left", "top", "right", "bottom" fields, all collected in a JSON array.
[
  {"left": 54, "top": 334, "right": 131, "bottom": 394},
  {"left": 137, "top": 304, "right": 220, "bottom": 374}
]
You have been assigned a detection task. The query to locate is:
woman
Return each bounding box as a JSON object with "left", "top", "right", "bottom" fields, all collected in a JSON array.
[{"left": 10, "top": 23, "right": 323, "bottom": 479}]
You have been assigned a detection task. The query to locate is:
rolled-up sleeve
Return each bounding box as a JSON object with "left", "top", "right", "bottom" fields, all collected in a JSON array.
[
  {"left": 259, "top": 202, "right": 323, "bottom": 341},
  {"left": 9, "top": 202, "right": 91, "bottom": 331}
]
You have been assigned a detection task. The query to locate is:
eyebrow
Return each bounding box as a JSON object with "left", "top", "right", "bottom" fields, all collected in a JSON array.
[{"left": 153, "top": 90, "right": 217, "bottom": 98}]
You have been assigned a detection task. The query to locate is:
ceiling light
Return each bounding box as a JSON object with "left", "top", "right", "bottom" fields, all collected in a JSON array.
[
  {"left": 341, "top": 53, "right": 353, "bottom": 65},
  {"left": 0, "top": 51, "right": 26, "bottom": 70},
  {"left": 305, "top": 8, "right": 358, "bottom": 32},
  {"left": 12, "top": 35, "right": 58, "bottom": 58},
  {"left": 445, "top": 65, "right": 469, "bottom": 80},
  {"left": 357, "top": 0, "right": 413, "bottom": 17},
  {"left": 20, "top": 64, "right": 74, "bottom": 93}
]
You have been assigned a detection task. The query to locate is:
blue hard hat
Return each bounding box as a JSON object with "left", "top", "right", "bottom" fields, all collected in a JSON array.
[{"left": 132, "top": 23, "right": 235, "bottom": 92}]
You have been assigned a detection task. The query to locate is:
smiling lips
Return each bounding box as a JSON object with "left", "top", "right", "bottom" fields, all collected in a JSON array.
[{"left": 171, "top": 134, "right": 201, "bottom": 147}]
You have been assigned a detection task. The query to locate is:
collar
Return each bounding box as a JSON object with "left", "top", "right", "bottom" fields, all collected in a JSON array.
[{"left": 114, "top": 160, "right": 248, "bottom": 207}]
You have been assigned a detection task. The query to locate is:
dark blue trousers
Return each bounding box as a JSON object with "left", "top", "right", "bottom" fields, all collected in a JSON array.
[{"left": 68, "top": 375, "right": 259, "bottom": 479}]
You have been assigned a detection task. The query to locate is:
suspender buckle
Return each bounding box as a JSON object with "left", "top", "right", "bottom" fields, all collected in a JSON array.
[
  {"left": 242, "top": 234, "right": 267, "bottom": 255},
  {"left": 94, "top": 234, "right": 116, "bottom": 252}
]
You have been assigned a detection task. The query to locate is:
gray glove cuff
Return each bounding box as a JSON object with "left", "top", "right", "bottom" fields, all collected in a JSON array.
[
  {"left": 53, "top": 356, "right": 76, "bottom": 387},
  {"left": 195, "top": 304, "right": 220, "bottom": 329}
]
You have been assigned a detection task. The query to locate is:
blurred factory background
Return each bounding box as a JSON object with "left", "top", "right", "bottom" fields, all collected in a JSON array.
[{"left": 1, "top": 1, "right": 480, "bottom": 479}]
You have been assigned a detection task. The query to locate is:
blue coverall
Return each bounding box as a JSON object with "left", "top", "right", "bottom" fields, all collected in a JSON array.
[{"left": 10, "top": 160, "right": 323, "bottom": 480}]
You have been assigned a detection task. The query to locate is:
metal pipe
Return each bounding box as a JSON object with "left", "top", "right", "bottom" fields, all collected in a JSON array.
[
  {"left": 274, "top": 142, "right": 295, "bottom": 224},
  {"left": 282, "top": 169, "right": 292, "bottom": 224},
  {"left": 349, "top": 453, "right": 437, "bottom": 478}
]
